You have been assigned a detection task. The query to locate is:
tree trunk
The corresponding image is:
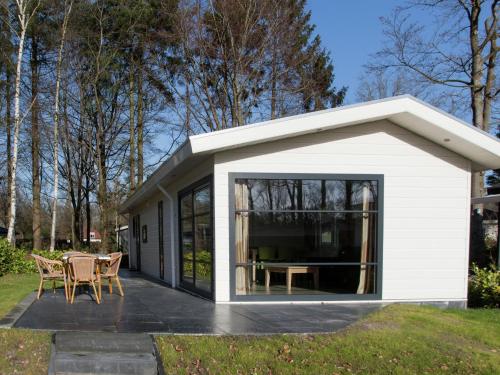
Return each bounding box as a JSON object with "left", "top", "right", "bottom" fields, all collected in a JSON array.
[
  {"left": 31, "top": 35, "right": 42, "bottom": 250},
  {"left": 85, "top": 175, "right": 91, "bottom": 247},
  {"left": 184, "top": 73, "right": 191, "bottom": 134},
  {"left": 468, "top": 2, "right": 485, "bottom": 212},
  {"left": 472, "top": 171, "right": 486, "bottom": 199},
  {"left": 482, "top": 17, "right": 497, "bottom": 135},
  {"left": 3, "top": 7, "right": 13, "bottom": 227},
  {"left": 7, "top": 8, "right": 29, "bottom": 245},
  {"left": 97, "top": 124, "right": 112, "bottom": 252},
  {"left": 49, "top": 0, "right": 72, "bottom": 251},
  {"left": 93, "top": 77, "right": 112, "bottom": 252},
  {"left": 468, "top": 2, "right": 484, "bottom": 132},
  {"left": 74, "top": 80, "right": 88, "bottom": 249},
  {"left": 129, "top": 68, "right": 136, "bottom": 193},
  {"left": 73, "top": 202, "right": 81, "bottom": 250},
  {"left": 5, "top": 57, "right": 12, "bottom": 227},
  {"left": 270, "top": 48, "right": 277, "bottom": 120},
  {"left": 62, "top": 88, "right": 81, "bottom": 249},
  {"left": 136, "top": 67, "right": 144, "bottom": 187},
  {"left": 49, "top": 99, "right": 60, "bottom": 251}
]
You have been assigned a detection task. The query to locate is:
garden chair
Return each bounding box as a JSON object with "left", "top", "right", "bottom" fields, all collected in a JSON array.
[
  {"left": 64, "top": 252, "right": 95, "bottom": 293},
  {"left": 68, "top": 256, "right": 101, "bottom": 304},
  {"left": 100, "top": 252, "right": 124, "bottom": 297},
  {"left": 31, "top": 254, "right": 68, "bottom": 300}
]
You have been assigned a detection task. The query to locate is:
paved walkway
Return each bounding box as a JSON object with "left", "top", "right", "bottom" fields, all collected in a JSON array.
[
  {"left": 49, "top": 331, "right": 158, "bottom": 375},
  {"left": 15, "top": 271, "right": 381, "bottom": 334}
]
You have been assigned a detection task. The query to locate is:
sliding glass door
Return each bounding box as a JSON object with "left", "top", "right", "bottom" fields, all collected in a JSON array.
[
  {"left": 232, "top": 175, "right": 382, "bottom": 300},
  {"left": 179, "top": 177, "right": 213, "bottom": 298}
]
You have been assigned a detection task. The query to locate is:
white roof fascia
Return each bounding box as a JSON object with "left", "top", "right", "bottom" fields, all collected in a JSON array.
[
  {"left": 189, "top": 97, "right": 402, "bottom": 154},
  {"left": 188, "top": 95, "right": 500, "bottom": 169}
]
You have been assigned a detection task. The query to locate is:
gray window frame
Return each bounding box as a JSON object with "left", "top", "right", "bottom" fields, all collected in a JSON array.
[
  {"left": 228, "top": 172, "right": 384, "bottom": 302},
  {"left": 178, "top": 175, "right": 215, "bottom": 300}
]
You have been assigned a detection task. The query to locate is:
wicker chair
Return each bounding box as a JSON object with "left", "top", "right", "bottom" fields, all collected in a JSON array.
[
  {"left": 64, "top": 253, "right": 94, "bottom": 296},
  {"left": 100, "top": 252, "right": 124, "bottom": 297},
  {"left": 68, "top": 256, "right": 101, "bottom": 304},
  {"left": 32, "top": 254, "right": 68, "bottom": 300}
]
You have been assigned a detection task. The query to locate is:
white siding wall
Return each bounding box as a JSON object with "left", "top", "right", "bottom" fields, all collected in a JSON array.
[
  {"left": 129, "top": 191, "right": 163, "bottom": 279},
  {"left": 129, "top": 158, "right": 214, "bottom": 286},
  {"left": 213, "top": 120, "right": 471, "bottom": 302}
]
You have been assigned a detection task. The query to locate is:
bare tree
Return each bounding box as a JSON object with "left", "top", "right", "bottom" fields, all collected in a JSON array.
[
  {"left": 176, "top": 0, "right": 272, "bottom": 130},
  {"left": 128, "top": 68, "right": 136, "bottom": 193},
  {"left": 29, "top": 7, "right": 42, "bottom": 250},
  {"left": 365, "top": 0, "right": 498, "bottom": 205},
  {"left": 79, "top": 2, "right": 130, "bottom": 252},
  {"left": 0, "top": 3, "right": 13, "bottom": 228},
  {"left": 136, "top": 67, "right": 144, "bottom": 186},
  {"left": 358, "top": 70, "right": 426, "bottom": 101},
  {"left": 7, "top": 0, "right": 40, "bottom": 245},
  {"left": 49, "top": 0, "right": 72, "bottom": 251}
]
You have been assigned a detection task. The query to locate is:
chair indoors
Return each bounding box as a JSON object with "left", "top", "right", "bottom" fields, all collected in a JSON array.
[
  {"left": 100, "top": 252, "right": 124, "bottom": 297},
  {"left": 68, "top": 256, "right": 101, "bottom": 304},
  {"left": 32, "top": 254, "right": 68, "bottom": 300}
]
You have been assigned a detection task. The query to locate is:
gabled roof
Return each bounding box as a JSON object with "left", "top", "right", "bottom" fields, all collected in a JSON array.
[{"left": 121, "top": 95, "right": 500, "bottom": 212}]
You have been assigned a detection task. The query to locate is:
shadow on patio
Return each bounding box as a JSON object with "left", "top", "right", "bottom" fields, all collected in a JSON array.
[{"left": 14, "top": 270, "right": 381, "bottom": 334}]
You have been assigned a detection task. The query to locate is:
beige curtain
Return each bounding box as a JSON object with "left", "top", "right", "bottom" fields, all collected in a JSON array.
[
  {"left": 357, "top": 184, "right": 373, "bottom": 294},
  {"left": 235, "top": 182, "right": 249, "bottom": 295}
]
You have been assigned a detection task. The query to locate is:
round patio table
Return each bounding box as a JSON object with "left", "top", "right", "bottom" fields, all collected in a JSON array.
[{"left": 62, "top": 252, "right": 111, "bottom": 262}]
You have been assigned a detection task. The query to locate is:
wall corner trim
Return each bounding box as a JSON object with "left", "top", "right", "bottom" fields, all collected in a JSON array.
[{"left": 157, "top": 184, "right": 176, "bottom": 288}]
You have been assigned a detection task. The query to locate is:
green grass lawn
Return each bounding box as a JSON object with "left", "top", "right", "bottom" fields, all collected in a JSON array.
[
  {"left": 156, "top": 304, "right": 500, "bottom": 375},
  {"left": 0, "top": 274, "right": 51, "bottom": 375},
  {"left": 0, "top": 273, "right": 40, "bottom": 319},
  {"left": 1, "top": 273, "right": 499, "bottom": 375}
]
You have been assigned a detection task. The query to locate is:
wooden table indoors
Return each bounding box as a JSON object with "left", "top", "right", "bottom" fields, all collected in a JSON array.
[{"left": 265, "top": 266, "right": 319, "bottom": 292}]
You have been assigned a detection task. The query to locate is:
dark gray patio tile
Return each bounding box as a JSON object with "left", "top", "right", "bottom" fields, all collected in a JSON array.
[{"left": 13, "top": 270, "right": 380, "bottom": 334}]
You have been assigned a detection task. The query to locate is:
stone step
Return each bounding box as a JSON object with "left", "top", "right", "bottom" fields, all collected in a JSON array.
[
  {"left": 50, "top": 332, "right": 160, "bottom": 375},
  {"left": 55, "top": 332, "right": 154, "bottom": 354},
  {"left": 52, "top": 352, "right": 157, "bottom": 375}
]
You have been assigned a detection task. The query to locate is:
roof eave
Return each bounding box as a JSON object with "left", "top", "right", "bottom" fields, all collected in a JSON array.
[
  {"left": 119, "top": 141, "right": 193, "bottom": 213},
  {"left": 189, "top": 96, "right": 500, "bottom": 170}
]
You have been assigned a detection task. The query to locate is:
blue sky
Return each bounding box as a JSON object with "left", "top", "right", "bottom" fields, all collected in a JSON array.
[{"left": 306, "top": 0, "right": 403, "bottom": 103}]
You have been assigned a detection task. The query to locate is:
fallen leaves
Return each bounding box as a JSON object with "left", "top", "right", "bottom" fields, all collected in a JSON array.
[{"left": 0, "top": 329, "right": 50, "bottom": 375}]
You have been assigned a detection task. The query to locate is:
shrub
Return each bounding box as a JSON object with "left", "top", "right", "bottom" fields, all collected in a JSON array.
[
  {"left": 0, "top": 238, "right": 37, "bottom": 275},
  {"left": 0, "top": 238, "right": 14, "bottom": 276},
  {"left": 10, "top": 248, "right": 37, "bottom": 274},
  {"left": 468, "top": 263, "right": 500, "bottom": 308}
]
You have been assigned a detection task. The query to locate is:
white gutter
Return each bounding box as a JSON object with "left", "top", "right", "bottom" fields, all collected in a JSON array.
[{"left": 157, "top": 184, "right": 176, "bottom": 288}]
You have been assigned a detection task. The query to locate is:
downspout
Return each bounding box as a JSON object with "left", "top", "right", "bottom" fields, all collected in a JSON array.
[
  {"left": 119, "top": 213, "right": 133, "bottom": 269},
  {"left": 157, "top": 184, "right": 176, "bottom": 287}
]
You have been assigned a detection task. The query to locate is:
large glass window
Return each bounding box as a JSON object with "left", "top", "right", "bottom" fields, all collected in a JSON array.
[
  {"left": 234, "top": 178, "right": 379, "bottom": 296},
  {"left": 179, "top": 180, "right": 213, "bottom": 297}
]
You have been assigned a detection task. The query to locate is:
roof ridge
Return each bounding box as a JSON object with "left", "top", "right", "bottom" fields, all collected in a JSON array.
[{"left": 189, "top": 95, "right": 418, "bottom": 140}]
